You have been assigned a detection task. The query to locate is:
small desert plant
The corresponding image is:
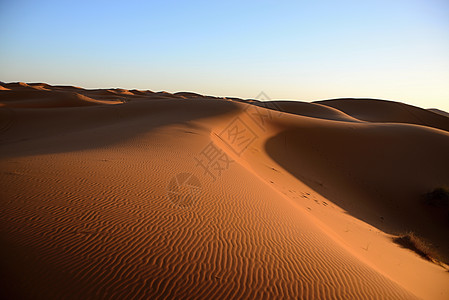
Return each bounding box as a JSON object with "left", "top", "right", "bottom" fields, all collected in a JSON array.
[{"left": 392, "top": 232, "right": 437, "bottom": 262}]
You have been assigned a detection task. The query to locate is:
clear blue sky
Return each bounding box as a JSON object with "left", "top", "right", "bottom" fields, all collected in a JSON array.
[{"left": 1, "top": 0, "right": 448, "bottom": 111}]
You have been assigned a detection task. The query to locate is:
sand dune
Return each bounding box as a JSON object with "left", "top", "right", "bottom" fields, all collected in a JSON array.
[
  {"left": 129, "top": 89, "right": 153, "bottom": 96},
  {"left": 316, "top": 98, "right": 449, "bottom": 132},
  {"left": 0, "top": 83, "right": 448, "bottom": 299},
  {"left": 0, "top": 91, "right": 121, "bottom": 108},
  {"left": 258, "top": 100, "right": 360, "bottom": 122},
  {"left": 429, "top": 108, "right": 449, "bottom": 118},
  {"left": 0, "top": 84, "right": 11, "bottom": 91},
  {"left": 266, "top": 113, "right": 449, "bottom": 260}
]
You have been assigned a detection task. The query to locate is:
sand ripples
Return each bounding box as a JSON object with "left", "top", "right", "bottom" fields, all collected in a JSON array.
[
  {"left": 1, "top": 150, "right": 416, "bottom": 299},
  {"left": 0, "top": 87, "right": 431, "bottom": 299}
]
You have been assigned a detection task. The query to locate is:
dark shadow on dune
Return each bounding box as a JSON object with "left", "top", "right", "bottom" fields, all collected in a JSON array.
[
  {"left": 265, "top": 124, "right": 449, "bottom": 264},
  {"left": 256, "top": 100, "right": 361, "bottom": 122},
  {"left": 0, "top": 98, "right": 240, "bottom": 158}
]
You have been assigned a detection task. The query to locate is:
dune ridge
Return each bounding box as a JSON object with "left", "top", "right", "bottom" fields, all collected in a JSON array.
[
  {"left": 0, "top": 83, "right": 448, "bottom": 299},
  {"left": 316, "top": 98, "right": 449, "bottom": 132}
]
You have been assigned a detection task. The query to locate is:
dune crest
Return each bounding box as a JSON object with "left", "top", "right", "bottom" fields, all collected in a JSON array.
[{"left": 316, "top": 98, "right": 449, "bottom": 132}]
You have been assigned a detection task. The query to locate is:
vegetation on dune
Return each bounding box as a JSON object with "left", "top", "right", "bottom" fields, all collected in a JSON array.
[
  {"left": 392, "top": 232, "right": 448, "bottom": 270},
  {"left": 393, "top": 232, "right": 436, "bottom": 262}
]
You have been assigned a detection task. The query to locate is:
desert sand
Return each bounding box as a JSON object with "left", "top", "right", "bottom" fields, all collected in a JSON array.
[{"left": 1, "top": 82, "right": 448, "bottom": 299}]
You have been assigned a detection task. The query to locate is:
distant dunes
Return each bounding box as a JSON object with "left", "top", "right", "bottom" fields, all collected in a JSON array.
[{"left": 316, "top": 98, "right": 449, "bottom": 132}]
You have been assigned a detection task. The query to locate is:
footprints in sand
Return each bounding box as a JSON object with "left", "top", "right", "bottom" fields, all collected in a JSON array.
[
  {"left": 265, "top": 164, "right": 281, "bottom": 173},
  {"left": 264, "top": 162, "right": 331, "bottom": 210},
  {"left": 268, "top": 184, "right": 331, "bottom": 209}
]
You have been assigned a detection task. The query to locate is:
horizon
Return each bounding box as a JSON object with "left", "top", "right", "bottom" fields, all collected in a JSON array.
[
  {"left": 2, "top": 80, "right": 449, "bottom": 113},
  {"left": 1, "top": 0, "right": 448, "bottom": 111}
]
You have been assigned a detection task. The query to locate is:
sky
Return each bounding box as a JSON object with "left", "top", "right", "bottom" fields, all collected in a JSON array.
[{"left": 1, "top": 0, "right": 448, "bottom": 111}]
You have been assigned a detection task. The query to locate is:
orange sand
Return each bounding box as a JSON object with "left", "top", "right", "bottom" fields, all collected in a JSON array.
[{"left": 1, "top": 82, "right": 448, "bottom": 299}]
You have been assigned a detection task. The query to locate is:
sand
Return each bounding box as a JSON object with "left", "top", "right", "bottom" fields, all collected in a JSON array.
[{"left": 1, "top": 82, "right": 448, "bottom": 299}]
